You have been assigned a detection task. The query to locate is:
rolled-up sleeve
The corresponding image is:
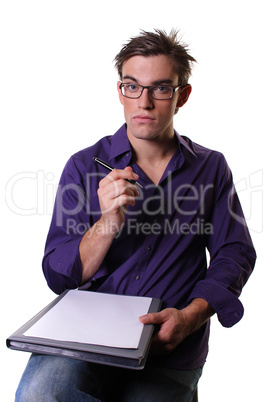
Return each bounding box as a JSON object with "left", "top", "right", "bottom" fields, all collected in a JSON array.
[
  {"left": 188, "top": 154, "right": 256, "bottom": 327},
  {"left": 42, "top": 157, "right": 90, "bottom": 294}
]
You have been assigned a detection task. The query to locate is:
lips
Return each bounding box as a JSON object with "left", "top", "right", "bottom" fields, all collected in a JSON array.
[{"left": 133, "top": 115, "right": 155, "bottom": 124}]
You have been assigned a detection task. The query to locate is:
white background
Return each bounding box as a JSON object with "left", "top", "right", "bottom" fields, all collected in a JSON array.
[{"left": 1, "top": 1, "right": 267, "bottom": 401}]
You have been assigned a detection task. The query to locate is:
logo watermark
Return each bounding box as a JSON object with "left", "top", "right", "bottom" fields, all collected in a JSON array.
[
  {"left": 5, "top": 170, "right": 57, "bottom": 216},
  {"left": 230, "top": 169, "right": 264, "bottom": 233},
  {"left": 5, "top": 169, "right": 264, "bottom": 233},
  {"left": 65, "top": 217, "right": 213, "bottom": 237}
]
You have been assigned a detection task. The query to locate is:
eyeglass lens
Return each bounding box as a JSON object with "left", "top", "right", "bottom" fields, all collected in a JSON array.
[{"left": 121, "top": 84, "right": 173, "bottom": 99}]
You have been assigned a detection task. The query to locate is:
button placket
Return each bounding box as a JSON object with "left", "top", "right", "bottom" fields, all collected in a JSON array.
[
  {"left": 129, "top": 229, "right": 156, "bottom": 289},
  {"left": 129, "top": 185, "right": 162, "bottom": 293}
]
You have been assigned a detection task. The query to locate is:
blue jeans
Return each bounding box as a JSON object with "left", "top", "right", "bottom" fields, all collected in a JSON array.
[{"left": 15, "top": 354, "right": 202, "bottom": 402}]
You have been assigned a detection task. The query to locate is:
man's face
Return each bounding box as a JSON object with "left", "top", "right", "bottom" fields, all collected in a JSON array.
[{"left": 117, "top": 54, "right": 190, "bottom": 143}]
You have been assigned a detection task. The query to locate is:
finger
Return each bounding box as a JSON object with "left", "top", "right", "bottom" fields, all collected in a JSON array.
[
  {"left": 113, "top": 168, "right": 139, "bottom": 182},
  {"left": 150, "top": 333, "right": 175, "bottom": 355},
  {"left": 98, "top": 179, "right": 139, "bottom": 201},
  {"left": 99, "top": 168, "right": 139, "bottom": 188},
  {"left": 139, "top": 310, "right": 169, "bottom": 325},
  {"left": 124, "top": 166, "right": 133, "bottom": 172},
  {"left": 112, "top": 179, "right": 139, "bottom": 198},
  {"left": 98, "top": 185, "right": 137, "bottom": 215}
]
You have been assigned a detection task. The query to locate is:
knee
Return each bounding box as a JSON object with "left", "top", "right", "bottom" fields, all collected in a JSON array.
[
  {"left": 15, "top": 379, "right": 48, "bottom": 401},
  {"left": 16, "top": 381, "right": 73, "bottom": 402},
  {"left": 15, "top": 354, "right": 69, "bottom": 401},
  {"left": 15, "top": 354, "right": 96, "bottom": 401}
]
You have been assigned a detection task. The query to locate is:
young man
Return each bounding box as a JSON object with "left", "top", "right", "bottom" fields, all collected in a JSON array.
[{"left": 16, "top": 30, "right": 256, "bottom": 401}]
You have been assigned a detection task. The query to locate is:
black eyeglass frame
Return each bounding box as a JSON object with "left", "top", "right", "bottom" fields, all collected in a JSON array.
[{"left": 119, "top": 82, "right": 181, "bottom": 100}]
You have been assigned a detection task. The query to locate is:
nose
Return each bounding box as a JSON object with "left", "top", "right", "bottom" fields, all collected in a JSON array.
[{"left": 138, "top": 88, "right": 154, "bottom": 110}]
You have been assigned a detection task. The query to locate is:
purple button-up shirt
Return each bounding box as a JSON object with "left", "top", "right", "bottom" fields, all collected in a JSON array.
[{"left": 43, "top": 124, "right": 256, "bottom": 369}]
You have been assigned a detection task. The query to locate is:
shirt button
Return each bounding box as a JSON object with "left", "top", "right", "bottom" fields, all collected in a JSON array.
[
  {"left": 135, "top": 275, "right": 140, "bottom": 280},
  {"left": 146, "top": 246, "right": 151, "bottom": 251}
]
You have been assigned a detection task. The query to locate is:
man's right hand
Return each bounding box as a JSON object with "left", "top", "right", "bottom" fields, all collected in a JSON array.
[{"left": 97, "top": 166, "right": 140, "bottom": 235}]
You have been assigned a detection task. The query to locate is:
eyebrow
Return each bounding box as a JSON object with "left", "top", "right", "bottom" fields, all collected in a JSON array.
[{"left": 122, "top": 75, "right": 175, "bottom": 85}]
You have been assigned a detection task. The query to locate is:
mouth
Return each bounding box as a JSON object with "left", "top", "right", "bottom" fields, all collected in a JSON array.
[{"left": 133, "top": 115, "right": 156, "bottom": 124}]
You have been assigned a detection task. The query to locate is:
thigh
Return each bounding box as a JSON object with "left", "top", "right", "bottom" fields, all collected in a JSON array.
[
  {"left": 15, "top": 354, "right": 202, "bottom": 402},
  {"left": 116, "top": 365, "right": 203, "bottom": 402},
  {"left": 15, "top": 354, "right": 107, "bottom": 402}
]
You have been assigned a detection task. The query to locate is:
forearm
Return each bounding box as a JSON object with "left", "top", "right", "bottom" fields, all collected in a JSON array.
[
  {"left": 181, "top": 298, "right": 215, "bottom": 335},
  {"left": 79, "top": 217, "right": 118, "bottom": 284},
  {"left": 79, "top": 166, "right": 139, "bottom": 284},
  {"left": 189, "top": 240, "right": 256, "bottom": 328}
]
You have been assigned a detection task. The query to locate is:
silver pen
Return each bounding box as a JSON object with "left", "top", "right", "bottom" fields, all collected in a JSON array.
[{"left": 93, "top": 157, "right": 143, "bottom": 188}]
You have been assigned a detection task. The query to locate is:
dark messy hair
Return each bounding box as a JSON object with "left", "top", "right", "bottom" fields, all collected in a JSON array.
[{"left": 114, "top": 29, "right": 197, "bottom": 86}]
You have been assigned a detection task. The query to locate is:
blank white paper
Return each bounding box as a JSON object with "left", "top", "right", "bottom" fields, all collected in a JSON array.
[{"left": 24, "top": 290, "right": 152, "bottom": 349}]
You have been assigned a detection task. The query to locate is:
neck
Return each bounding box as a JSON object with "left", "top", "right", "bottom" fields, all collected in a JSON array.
[
  {"left": 126, "top": 127, "right": 178, "bottom": 185},
  {"left": 127, "top": 129, "right": 178, "bottom": 165}
]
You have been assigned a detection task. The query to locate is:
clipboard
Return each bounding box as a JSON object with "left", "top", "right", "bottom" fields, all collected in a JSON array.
[{"left": 6, "top": 290, "right": 162, "bottom": 370}]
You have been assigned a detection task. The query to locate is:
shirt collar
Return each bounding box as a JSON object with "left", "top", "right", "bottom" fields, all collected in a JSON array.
[
  {"left": 109, "top": 124, "right": 131, "bottom": 161},
  {"left": 109, "top": 124, "right": 197, "bottom": 162},
  {"left": 174, "top": 130, "right": 197, "bottom": 158}
]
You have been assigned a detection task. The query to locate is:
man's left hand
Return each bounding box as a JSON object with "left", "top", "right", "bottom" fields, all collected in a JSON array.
[{"left": 139, "top": 299, "right": 214, "bottom": 355}]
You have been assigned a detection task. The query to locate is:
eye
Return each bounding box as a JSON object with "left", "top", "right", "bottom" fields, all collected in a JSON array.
[
  {"left": 125, "top": 84, "right": 139, "bottom": 93},
  {"left": 155, "top": 86, "right": 170, "bottom": 94}
]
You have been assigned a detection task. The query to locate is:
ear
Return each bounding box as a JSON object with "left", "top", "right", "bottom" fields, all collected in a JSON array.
[
  {"left": 117, "top": 81, "right": 124, "bottom": 105},
  {"left": 176, "top": 84, "right": 192, "bottom": 109}
]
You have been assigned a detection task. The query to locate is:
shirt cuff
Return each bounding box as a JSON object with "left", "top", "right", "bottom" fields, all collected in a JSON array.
[
  {"left": 188, "top": 280, "right": 244, "bottom": 327},
  {"left": 44, "top": 238, "right": 83, "bottom": 293}
]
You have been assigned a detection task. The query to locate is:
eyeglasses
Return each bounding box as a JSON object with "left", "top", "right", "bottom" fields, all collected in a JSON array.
[{"left": 119, "top": 82, "right": 180, "bottom": 100}]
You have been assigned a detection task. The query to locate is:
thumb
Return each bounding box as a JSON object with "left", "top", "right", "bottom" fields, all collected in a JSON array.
[
  {"left": 124, "top": 166, "right": 133, "bottom": 172},
  {"left": 139, "top": 311, "right": 167, "bottom": 325}
]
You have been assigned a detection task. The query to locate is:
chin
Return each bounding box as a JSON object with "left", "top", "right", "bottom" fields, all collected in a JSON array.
[
  {"left": 127, "top": 125, "right": 159, "bottom": 141},
  {"left": 131, "top": 132, "right": 158, "bottom": 141}
]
